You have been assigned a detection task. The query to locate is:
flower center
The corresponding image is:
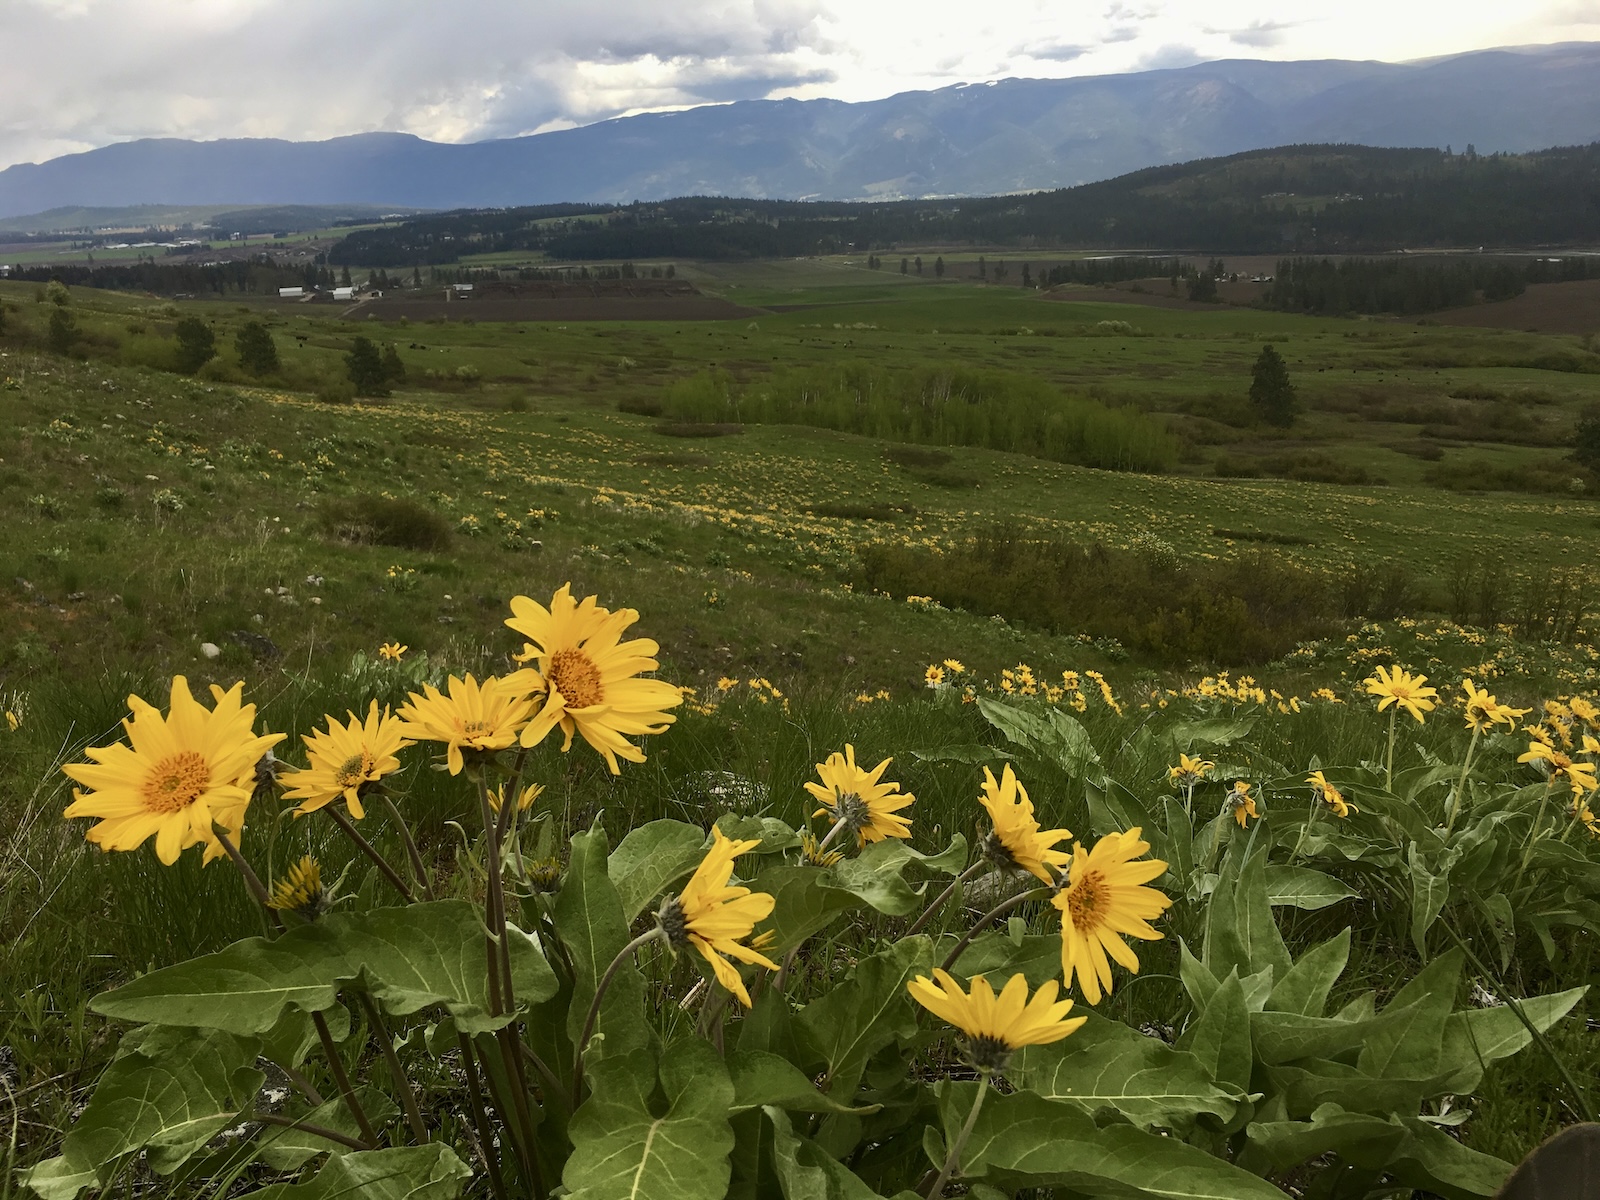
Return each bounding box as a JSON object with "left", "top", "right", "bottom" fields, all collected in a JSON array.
[
  {"left": 965, "top": 1034, "right": 1013, "bottom": 1074},
  {"left": 658, "top": 894, "right": 689, "bottom": 949},
  {"left": 549, "top": 648, "right": 604, "bottom": 708},
  {"left": 1065, "top": 870, "right": 1110, "bottom": 931},
  {"left": 142, "top": 751, "right": 210, "bottom": 814},
  {"left": 458, "top": 719, "right": 495, "bottom": 739},
  {"left": 980, "top": 829, "right": 1019, "bottom": 870},
  {"left": 334, "top": 750, "right": 373, "bottom": 789}
]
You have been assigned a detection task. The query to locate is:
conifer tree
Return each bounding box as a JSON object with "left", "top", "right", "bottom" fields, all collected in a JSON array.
[
  {"left": 234, "top": 320, "right": 279, "bottom": 377},
  {"left": 1249, "top": 344, "right": 1298, "bottom": 427}
]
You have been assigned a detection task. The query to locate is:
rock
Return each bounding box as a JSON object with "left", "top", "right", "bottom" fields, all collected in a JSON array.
[
  {"left": 227, "top": 630, "right": 281, "bottom": 660},
  {"left": 200, "top": 642, "right": 222, "bottom": 659}
]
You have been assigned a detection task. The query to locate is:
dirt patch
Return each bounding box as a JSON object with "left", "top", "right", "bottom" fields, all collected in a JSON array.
[{"left": 1432, "top": 279, "right": 1600, "bottom": 335}]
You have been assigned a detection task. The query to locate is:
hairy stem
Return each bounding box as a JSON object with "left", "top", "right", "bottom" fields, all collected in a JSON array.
[
  {"left": 455, "top": 1034, "right": 510, "bottom": 1200},
  {"left": 358, "top": 993, "right": 428, "bottom": 1144},
  {"left": 1446, "top": 726, "right": 1482, "bottom": 833},
  {"left": 325, "top": 804, "right": 416, "bottom": 904},
  {"left": 250, "top": 1112, "right": 369, "bottom": 1153},
  {"left": 938, "top": 886, "right": 1052, "bottom": 975},
  {"left": 572, "top": 927, "right": 662, "bottom": 1107},
  {"left": 925, "top": 1073, "right": 990, "bottom": 1198},
  {"left": 380, "top": 793, "right": 435, "bottom": 900},
  {"left": 906, "top": 861, "right": 987, "bottom": 939},
  {"left": 311, "top": 1010, "right": 378, "bottom": 1149}
]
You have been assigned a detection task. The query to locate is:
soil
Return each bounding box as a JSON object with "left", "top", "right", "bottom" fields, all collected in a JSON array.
[{"left": 1432, "top": 279, "right": 1600, "bottom": 335}]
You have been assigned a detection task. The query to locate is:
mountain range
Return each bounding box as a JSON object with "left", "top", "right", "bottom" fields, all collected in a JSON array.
[{"left": 2, "top": 42, "right": 1598, "bottom": 220}]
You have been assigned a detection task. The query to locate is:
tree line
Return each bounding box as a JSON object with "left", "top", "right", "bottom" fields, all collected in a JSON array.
[{"left": 1264, "top": 254, "right": 1600, "bottom": 316}]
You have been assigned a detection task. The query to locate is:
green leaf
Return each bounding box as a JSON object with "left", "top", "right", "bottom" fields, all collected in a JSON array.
[
  {"left": 1428, "top": 986, "right": 1587, "bottom": 1094},
  {"left": 558, "top": 826, "right": 650, "bottom": 1059},
  {"left": 1357, "top": 950, "right": 1461, "bottom": 1080},
  {"left": 1203, "top": 848, "right": 1290, "bottom": 983},
  {"left": 249, "top": 1146, "right": 471, "bottom": 1200},
  {"left": 20, "top": 1025, "right": 263, "bottom": 1199},
  {"left": 255, "top": 1089, "right": 400, "bottom": 1170},
  {"left": 1167, "top": 715, "right": 1257, "bottom": 747},
  {"left": 765, "top": 1107, "right": 889, "bottom": 1199},
  {"left": 944, "top": 1084, "right": 1292, "bottom": 1199},
  {"left": 1009, "top": 1011, "right": 1243, "bottom": 1129},
  {"left": 1262, "top": 864, "right": 1358, "bottom": 910},
  {"left": 955, "top": 932, "right": 1062, "bottom": 990},
  {"left": 93, "top": 900, "right": 555, "bottom": 1037},
  {"left": 1179, "top": 970, "right": 1254, "bottom": 1100},
  {"left": 716, "top": 814, "right": 801, "bottom": 854},
  {"left": 1473, "top": 892, "right": 1517, "bottom": 971},
  {"left": 564, "top": 1039, "right": 735, "bottom": 1200},
  {"left": 609, "top": 820, "right": 708, "bottom": 922},
  {"left": 1266, "top": 928, "right": 1350, "bottom": 1017},
  {"left": 828, "top": 836, "right": 969, "bottom": 917},
  {"left": 1408, "top": 844, "right": 1452, "bottom": 957},
  {"left": 728, "top": 1051, "right": 879, "bottom": 1116},
  {"left": 796, "top": 937, "right": 934, "bottom": 1098},
  {"left": 753, "top": 865, "right": 864, "bottom": 954},
  {"left": 1163, "top": 797, "right": 1194, "bottom": 886}
]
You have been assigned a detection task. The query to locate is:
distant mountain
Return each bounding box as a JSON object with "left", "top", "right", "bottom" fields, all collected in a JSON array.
[{"left": 2, "top": 42, "right": 1598, "bottom": 218}]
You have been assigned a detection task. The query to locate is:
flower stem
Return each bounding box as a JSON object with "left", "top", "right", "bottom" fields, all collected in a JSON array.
[
  {"left": 1290, "top": 794, "right": 1318, "bottom": 864},
  {"left": 816, "top": 814, "right": 850, "bottom": 854},
  {"left": 1384, "top": 709, "right": 1397, "bottom": 792},
  {"left": 925, "top": 1072, "right": 990, "bottom": 1198},
  {"left": 212, "top": 825, "right": 286, "bottom": 936},
  {"left": 475, "top": 778, "right": 518, "bottom": 1013},
  {"left": 1511, "top": 782, "right": 1554, "bottom": 898},
  {"left": 1445, "top": 726, "right": 1481, "bottom": 833},
  {"left": 938, "top": 886, "right": 1052, "bottom": 975},
  {"left": 358, "top": 993, "right": 428, "bottom": 1144},
  {"left": 380, "top": 794, "right": 435, "bottom": 900},
  {"left": 250, "top": 1112, "right": 368, "bottom": 1152},
  {"left": 455, "top": 1034, "right": 511, "bottom": 1200},
  {"left": 311, "top": 1009, "right": 379, "bottom": 1149},
  {"left": 325, "top": 805, "right": 416, "bottom": 904},
  {"left": 572, "top": 927, "right": 662, "bottom": 1108},
  {"left": 906, "top": 862, "right": 987, "bottom": 938}
]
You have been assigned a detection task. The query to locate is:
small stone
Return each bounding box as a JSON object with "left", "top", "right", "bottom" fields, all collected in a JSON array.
[{"left": 200, "top": 642, "right": 222, "bottom": 659}]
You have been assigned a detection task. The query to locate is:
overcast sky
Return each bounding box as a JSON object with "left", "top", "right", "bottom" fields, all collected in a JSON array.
[{"left": 2, "top": 0, "right": 1597, "bottom": 172}]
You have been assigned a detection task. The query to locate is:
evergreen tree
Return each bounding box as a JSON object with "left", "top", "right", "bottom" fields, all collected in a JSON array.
[
  {"left": 345, "top": 336, "right": 390, "bottom": 397},
  {"left": 340, "top": 265, "right": 352, "bottom": 287},
  {"left": 413, "top": 265, "right": 423, "bottom": 287},
  {"left": 1571, "top": 405, "right": 1600, "bottom": 473},
  {"left": 234, "top": 320, "right": 279, "bottom": 377},
  {"left": 173, "top": 317, "right": 217, "bottom": 374},
  {"left": 1187, "top": 271, "right": 1218, "bottom": 302},
  {"left": 900, "top": 257, "right": 908, "bottom": 274},
  {"left": 977, "top": 256, "right": 987, "bottom": 279},
  {"left": 1021, "top": 263, "right": 1032, "bottom": 288},
  {"left": 934, "top": 256, "right": 945, "bottom": 278},
  {"left": 46, "top": 306, "right": 76, "bottom": 355},
  {"left": 914, "top": 256, "right": 923, "bottom": 275},
  {"left": 1249, "top": 344, "right": 1298, "bottom": 427},
  {"left": 381, "top": 343, "right": 406, "bottom": 385}
]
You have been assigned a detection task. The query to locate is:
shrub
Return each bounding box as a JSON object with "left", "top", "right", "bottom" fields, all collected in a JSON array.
[
  {"left": 172, "top": 317, "right": 217, "bottom": 374},
  {"left": 320, "top": 493, "right": 453, "bottom": 551},
  {"left": 45, "top": 307, "right": 77, "bottom": 356},
  {"left": 233, "top": 320, "right": 279, "bottom": 377},
  {"left": 345, "top": 336, "right": 390, "bottom": 397},
  {"left": 617, "top": 397, "right": 664, "bottom": 417}
]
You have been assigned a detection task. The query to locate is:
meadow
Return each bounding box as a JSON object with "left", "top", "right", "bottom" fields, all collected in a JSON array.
[{"left": 1, "top": 263, "right": 1599, "bottom": 1198}]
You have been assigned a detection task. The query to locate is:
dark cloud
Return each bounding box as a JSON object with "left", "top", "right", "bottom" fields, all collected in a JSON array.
[
  {"left": 1211, "top": 19, "right": 1298, "bottom": 48},
  {"left": 1019, "top": 38, "right": 1092, "bottom": 62}
]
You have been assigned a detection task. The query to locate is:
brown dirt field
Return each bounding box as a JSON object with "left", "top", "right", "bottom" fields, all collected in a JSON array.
[
  {"left": 1432, "top": 279, "right": 1600, "bottom": 335},
  {"left": 343, "top": 294, "right": 765, "bottom": 323}
]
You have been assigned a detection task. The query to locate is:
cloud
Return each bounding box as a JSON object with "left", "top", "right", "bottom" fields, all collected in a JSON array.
[
  {"left": 1137, "top": 43, "right": 1206, "bottom": 70},
  {"left": 1206, "top": 18, "right": 1299, "bottom": 47},
  {"left": 1018, "top": 38, "right": 1092, "bottom": 62}
]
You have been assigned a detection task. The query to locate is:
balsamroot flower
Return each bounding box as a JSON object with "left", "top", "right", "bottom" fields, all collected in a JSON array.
[
  {"left": 282, "top": 702, "right": 411, "bottom": 819},
  {"left": 1227, "top": 781, "right": 1260, "bottom": 828},
  {"left": 1168, "top": 753, "right": 1214, "bottom": 790},
  {"left": 659, "top": 827, "right": 777, "bottom": 1007},
  {"left": 506, "top": 584, "right": 682, "bottom": 773},
  {"left": 268, "top": 855, "right": 331, "bottom": 920},
  {"left": 1462, "top": 679, "right": 1528, "bottom": 734},
  {"left": 977, "top": 764, "right": 1071, "bottom": 884},
  {"left": 396, "top": 674, "right": 533, "bottom": 775},
  {"left": 907, "top": 970, "right": 1085, "bottom": 1073},
  {"left": 1306, "top": 770, "right": 1355, "bottom": 818},
  {"left": 1519, "top": 741, "right": 1599, "bottom": 796},
  {"left": 1051, "top": 828, "right": 1171, "bottom": 1005},
  {"left": 378, "top": 642, "right": 407, "bottom": 662},
  {"left": 62, "top": 676, "right": 284, "bottom": 865},
  {"left": 488, "top": 781, "right": 545, "bottom": 814},
  {"left": 1363, "top": 665, "right": 1438, "bottom": 723},
  {"left": 805, "top": 744, "right": 913, "bottom": 846}
]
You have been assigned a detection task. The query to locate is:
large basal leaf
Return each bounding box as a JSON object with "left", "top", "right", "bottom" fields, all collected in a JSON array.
[
  {"left": 93, "top": 900, "right": 556, "bottom": 1037},
  {"left": 21, "top": 1025, "right": 263, "bottom": 1200},
  {"left": 942, "top": 1083, "right": 1292, "bottom": 1200},
  {"left": 827, "top": 836, "right": 968, "bottom": 917},
  {"left": 765, "top": 1106, "right": 890, "bottom": 1200},
  {"left": 564, "top": 1039, "right": 736, "bottom": 1200},
  {"left": 1356, "top": 949, "right": 1461, "bottom": 1080},
  {"left": 559, "top": 826, "right": 650, "bottom": 1059},
  {"left": 955, "top": 932, "right": 1062, "bottom": 990},
  {"left": 728, "top": 1050, "right": 879, "bottom": 1116},
  {"left": 1178, "top": 969, "right": 1255, "bottom": 1103},
  {"left": 1203, "top": 847, "right": 1291, "bottom": 983},
  {"left": 753, "top": 865, "right": 864, "bottom": 954},
  {"left": 796, "top": 937, "right": 934, "bottom": 1099},
  {"left": 1265, "top": 928, "right": 1350, "bottom": 1018},
  {"left": 1407, "top": 843, "right": 1454, "bottom": 956},
  {"left": 1167, "top": 714, "right": 1257, "bottom": 748},
  {"left": 609, "top": 819, "right": 708, "bottom": 921},
  {"left": 250, "top": 1145, "right": 471, "bottom": 1200},
  {"left": 1427, "top": 986, "right": 1587, "bottom": 1094},
  {"left": 1262, "top": 864, "right": 1358, "bottom": 910},
  {"left": 1009, "top": 1011, "right": 1244, "bottom": 1129}
]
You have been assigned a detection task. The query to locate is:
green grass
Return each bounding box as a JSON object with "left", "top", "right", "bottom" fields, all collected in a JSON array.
[{"left": 3, "top": 272, "right": 1599, "bottom": 1190}]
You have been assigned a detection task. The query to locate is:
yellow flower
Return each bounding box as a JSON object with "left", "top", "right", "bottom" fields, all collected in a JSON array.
[
  {"left": 1363, "top": 665, "right": 1439, "bottom": 723},
  {"left": 907, "top": 970, "right": 1085, "bottom": 1072},
  {"left": 1570, "top": 697, "right": 1598, "bottom": 725},
  {"left": 62, "top": 677, "right": 284, "bottom": 865},
  {"left": 281, "top": 702, "right": 411, "bottom": 819},
  {"left": 1051, "top": 828, "right": 1171, "bottom": 1005},
  {"left": 798, "top": 830, "right": 843, "bottom": 868},
  {"left": 1168, "top": 753, "right": 1214, "bottom": 789},
  {"left": 925, "top": 665, "right": 947, "bottom": 689},
  {"left": 396, "top": 674, "right": 533, "bottom": 775},
  {"left": 1307, "top": 770, "right": 1355, "bottom": 818},
  {"left": 378, "top": 642, "right": 408, "bottom": 662},
  {"left": 4, "top": 710, "right": 18, "bottom": 731},
  {"left": 505, "top": 584, "right": 682, "bottom": 774},
  {"left": 978, "top": 764, "right": 1072, "bottom": 884},
  {"left": 942, "top": 659, "right": 966, "bottom": 674},
  {"left": 1228, "top": 781, "right": 1260, "bottom": 828},
  {"left": 805, "top": 744, "right": 913, "bottom": 845},
  {"left": 662, "top": 827, "right": 778, "bottom": 1007},
  {"left": 1462, "top": 678, "right": 1528, "bottom": 734},
  {"left": 488, "top": 781, "right": 545, "bottom": 814},
  {"left": 1518, "top": 741, "right": 1599, "bottom": 796},
  {"left": 268, "top": 855, "right": 330, "bottom": 920}
]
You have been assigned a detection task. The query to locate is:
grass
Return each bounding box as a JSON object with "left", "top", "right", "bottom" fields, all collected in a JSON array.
[{"left": 2, "top": 267, "right": 1599, "bottom": 1190}]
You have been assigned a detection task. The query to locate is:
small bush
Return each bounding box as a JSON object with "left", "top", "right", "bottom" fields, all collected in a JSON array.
[
  {"left": 618, "top": 397, "right": 664, "bottom": 417},
  {"left": 807, "top": 502, "right": 916, "bottom": 521},
  {"left": 882, "top": 445, "right": 953, "bottom": 469},
  {"left": 321, "top": 494, "right": 453, "bottom": 551},
  {"left": 654, "top": 421, "right": 744, "bottom": 438},
  {"left": 315, "top": 375, "right": 357, "bottom": 405}
]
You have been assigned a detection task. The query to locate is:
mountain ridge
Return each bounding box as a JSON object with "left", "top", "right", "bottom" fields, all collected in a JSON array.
[{"left": 2, "top": 42, "right": 1598, "bottom": 218}]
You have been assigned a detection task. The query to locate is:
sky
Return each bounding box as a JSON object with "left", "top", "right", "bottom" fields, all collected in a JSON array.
[{"left": 1, "top": 0, "right": 1597, "bottom": 172}]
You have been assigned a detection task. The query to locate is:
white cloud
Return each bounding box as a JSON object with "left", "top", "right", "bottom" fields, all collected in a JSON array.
[{"left": 0, "top": 0, "right": 1594, "bottom": 171}]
